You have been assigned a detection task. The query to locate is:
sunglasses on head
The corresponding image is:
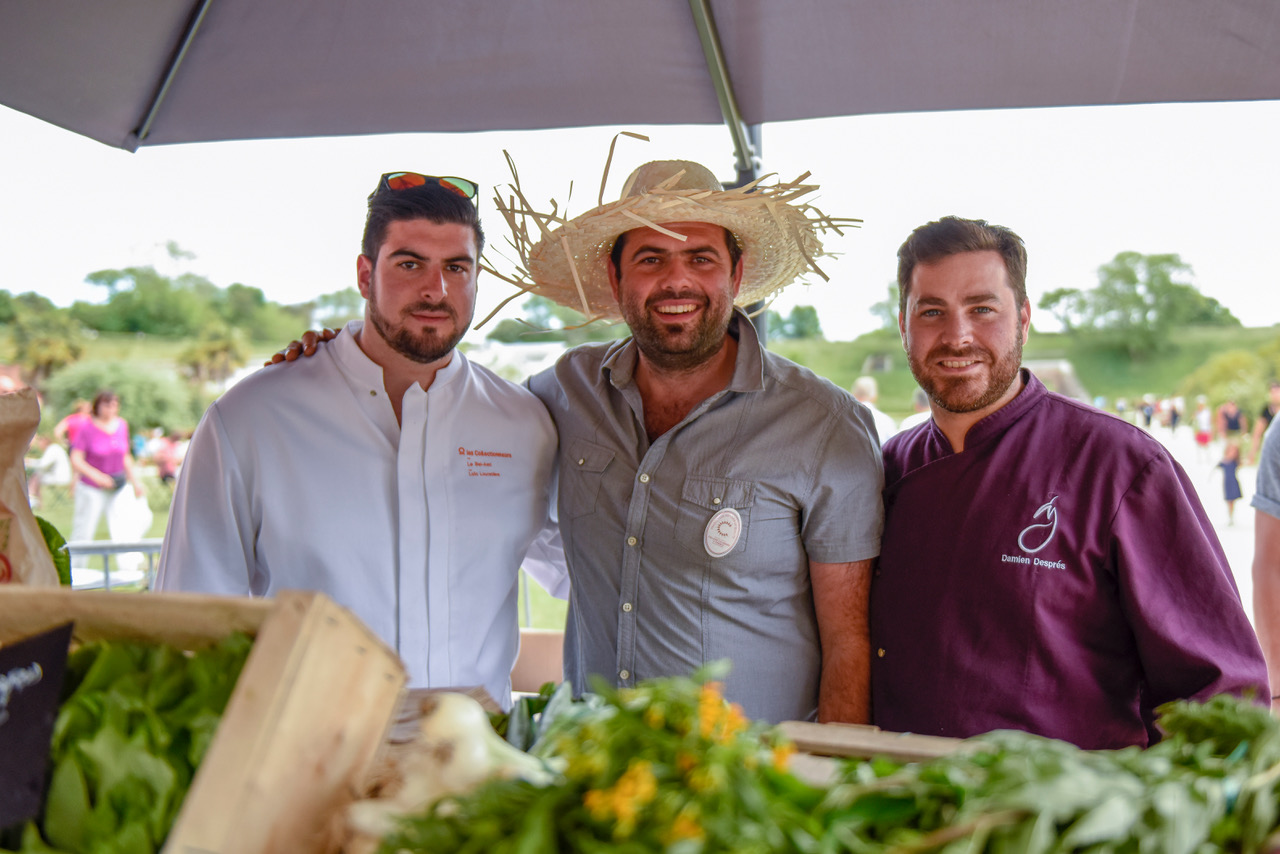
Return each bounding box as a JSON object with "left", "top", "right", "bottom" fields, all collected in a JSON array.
[{"left": 375, "top": 172, "right": 479, "bottom": 202}]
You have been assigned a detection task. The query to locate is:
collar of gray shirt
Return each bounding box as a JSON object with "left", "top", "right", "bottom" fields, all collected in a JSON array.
[{"left": 599, "top": 307, "right": 767, "bottom": 393}]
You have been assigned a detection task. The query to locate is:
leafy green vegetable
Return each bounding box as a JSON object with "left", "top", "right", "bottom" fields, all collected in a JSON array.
[
  {"left": 382, "top": 667, "right": 816, "bottom": 853},
  {"left": 379, "top": 686, "right": 1280, "bottom": 854},
  {"left": 490, "top": 681, "right": 565, "bottom": 751},
  {"left": 2, "top": 632, "right": 253, "bottom": 854},
  {"left": 33, "top": 516, "right": 70, "bottom": 587}
]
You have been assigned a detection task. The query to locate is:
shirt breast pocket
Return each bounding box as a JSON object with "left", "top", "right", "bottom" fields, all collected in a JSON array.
[
  {"left": 675, "top": 476, "right": 755, "bottom": 557},
  {"left": 563, "top": 437, "right": 614, "bottom": 519}
]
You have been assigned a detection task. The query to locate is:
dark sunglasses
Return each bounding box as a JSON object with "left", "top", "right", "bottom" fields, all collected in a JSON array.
[{"left": 374, "top": 172, "right": 479, "bottom": 202}]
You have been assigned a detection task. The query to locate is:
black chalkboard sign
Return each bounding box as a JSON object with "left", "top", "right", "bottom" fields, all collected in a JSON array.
[{"left": 0, "top": 621, "right": 73, "bottom": 830}]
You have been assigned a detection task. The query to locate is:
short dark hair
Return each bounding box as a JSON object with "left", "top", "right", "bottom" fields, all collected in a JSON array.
[
  {"left": 91, "top": 389, "right": 118, "bottom": 417},
  {"left": 361, "top": 180, "right": 485, "bottom": 262},
  {"left": 609, "top": 225, "right": 743, "bottom": 276},
  {"left": 897, "top": 216, "right": 1027, "bottom": 315}
]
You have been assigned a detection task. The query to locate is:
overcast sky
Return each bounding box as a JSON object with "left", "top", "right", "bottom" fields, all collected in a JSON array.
[{"left": 2, "top": 99, "right": 1277, "bottom": 341}]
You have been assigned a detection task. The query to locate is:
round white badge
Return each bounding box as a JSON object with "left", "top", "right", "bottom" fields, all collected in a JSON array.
[{"left": 703, "top": 507, "right": 742, "bottom": 558}]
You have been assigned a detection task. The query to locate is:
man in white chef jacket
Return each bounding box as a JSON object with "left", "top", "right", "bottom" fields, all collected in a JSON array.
[{"left": 156, "top": 173, "right": 562, "bottom": 708}]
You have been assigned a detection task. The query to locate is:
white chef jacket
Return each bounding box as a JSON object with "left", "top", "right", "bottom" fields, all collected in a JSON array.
[{"left": 156, "top": 322, "right": 561, "bottom": 705}]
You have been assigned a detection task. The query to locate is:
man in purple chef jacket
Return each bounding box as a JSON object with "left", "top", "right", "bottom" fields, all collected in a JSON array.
[{"left": 870, "top": 216, "right": 1268, "bottom": 749}]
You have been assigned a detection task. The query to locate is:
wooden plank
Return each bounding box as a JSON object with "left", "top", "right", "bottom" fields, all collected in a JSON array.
[
  {"left": 778, "top": 721, "right": 964, "bottom": 763},
  {"left": 0, "top": 587, "right": 273, "bottom": 649}
]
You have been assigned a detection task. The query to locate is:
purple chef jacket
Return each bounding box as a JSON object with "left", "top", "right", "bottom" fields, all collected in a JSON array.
[{"left": 871, "top": 370, "right": 1267, "bottom": 748}]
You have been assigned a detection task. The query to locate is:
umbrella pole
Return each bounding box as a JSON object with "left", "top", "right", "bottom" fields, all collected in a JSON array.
[
  {"left": 688, "top": 0, "right": 769, "bottom": 340},
  {"left": 126, "top": 0, "right": 215, "bottom": 151},
  {"left": 687, "top": 0, "right": 758, "bottom": 184}
]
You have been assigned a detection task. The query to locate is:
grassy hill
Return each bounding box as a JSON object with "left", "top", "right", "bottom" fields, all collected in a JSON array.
[{"left": 770, "top": 323, "right": 1280, "bottom": 421}]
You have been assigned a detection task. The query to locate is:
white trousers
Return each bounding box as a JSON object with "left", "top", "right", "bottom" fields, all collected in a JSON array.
[{"left": 70, "top": 482, "right": 151, "bottom": 572}]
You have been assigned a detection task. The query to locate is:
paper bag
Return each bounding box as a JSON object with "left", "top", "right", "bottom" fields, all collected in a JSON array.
[{"left": 0, "top": 389, "right": 60, "bottom": 585}]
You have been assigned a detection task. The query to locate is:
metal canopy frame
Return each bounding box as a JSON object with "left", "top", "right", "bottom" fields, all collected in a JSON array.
[
  {"left": 127, "top": 0, "right": 214, "bottom": 151},
  {"left": 688, "top": 0, "right": 760, "bottom": 185}
]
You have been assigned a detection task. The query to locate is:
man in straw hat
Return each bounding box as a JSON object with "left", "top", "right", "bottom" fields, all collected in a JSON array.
[
  {"left": 872, "top": 215, "right": 1266, "bottom": 747},
  {"left": 157, "top": 173, "right": 563, "bottom": 708},
  {"left": 496, "top": 155, "right": 884, "bottom": 724}
]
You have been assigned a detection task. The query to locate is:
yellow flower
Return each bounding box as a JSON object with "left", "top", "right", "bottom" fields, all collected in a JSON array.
[
  {"left": 687, "top": 763, "right": 726, "bottom": 795},
  {"left": 697, "top": 681, "right": 749, "bottom": 743},
  {"left": 663, "top": 809, "right": 705, "bottom": 844},
  {"left": 772, "top": 741, "right": 797, "bottom": 771},
  {"left": 719, "top": 702, "right": 748, "bottom": 741},
  {"left": 614, "top": 759, "right": 658, "bottom": 815},
  {"left": 698, "top": 682, "right": 726, "bottom": 739},
  {"left": 583, "top": 788, "right": 612, "bottom": 822},
  {"left": 582, "top": 759, "right": 660, "bottom": 836}
]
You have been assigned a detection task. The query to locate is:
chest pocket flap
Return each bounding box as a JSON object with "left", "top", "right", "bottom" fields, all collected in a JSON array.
[
  {"left": 681, "top": 475, "right": 755, "bottom": 510},
  {"left": 676, "top": 476, "right": 755, "bottom": 557},
  {"left": 563, "top": 437, "right": 615, "bottom": 519},
  {"left": 566, "top": 437, "right": 614, "bottom": 473}
]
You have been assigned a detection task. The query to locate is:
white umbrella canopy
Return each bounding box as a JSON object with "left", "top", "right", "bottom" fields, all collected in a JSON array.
[{"left": 2, "top": 0, "right": 1279, "bottom": 152}]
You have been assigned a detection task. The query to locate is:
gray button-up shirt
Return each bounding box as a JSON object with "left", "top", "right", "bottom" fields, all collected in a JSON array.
[{"left": 528, "top": 311, "right": 883, "bottom": 722}]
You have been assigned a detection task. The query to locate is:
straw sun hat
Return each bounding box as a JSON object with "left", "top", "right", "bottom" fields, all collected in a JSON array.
[{"left": 483, "top": 140, "right": 860, "bottom": 325}]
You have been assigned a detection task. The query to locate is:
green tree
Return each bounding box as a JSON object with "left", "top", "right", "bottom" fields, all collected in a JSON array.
[
  {"left": 1179, "top": 350, "right": 1267, "bottom": 412},
  {"left": 761, "top": 305, "right": 824, "bottom": 340},
  {"left": 74, "top": 265, "right": 207, "bottom": 336},
  {"left": 8, "top": 294, "right": 83, "bottom": 387},
  {"left": 210, "top": 282, "right": 311, "bottom": 342},
  {"left": 0, "top": 290, "right": 60, "bottom": 329},
  {"left": 869, "top": 282, "right": 901, "bottom": 330},
  {"left": 43, "top": 361, "right": 197, "bottom": 433},
  {"left": 785, "top": 305, "right": 823, "bottom": 339},
  {"left": 72, "top": 255, "right": 312, "bottom": 344},
  {"left": 311, "top": 287, "right": 366, "bottom": 328},
  {"left": 1039, "top": 252, "right": 1239, "bottom": 359},
  {"left": 178, "top": 327, "right": 249, "bottom": 387},
  {"left": 217, "top": 282, "right": 267, "bottom": 327},
  {"left": 485, "top": 296, "right": 624, "bottom": 346}
]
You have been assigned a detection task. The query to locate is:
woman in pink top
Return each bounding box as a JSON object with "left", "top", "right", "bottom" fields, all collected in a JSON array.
[{"left": 69, "top": 390, "right": 146, "bottom": 568}]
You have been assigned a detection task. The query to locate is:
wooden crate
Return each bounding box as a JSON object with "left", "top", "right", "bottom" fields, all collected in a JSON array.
[
  {"left": 778, "top": 720, "right": 964, "bottom": 763},
  {"left": 0, "top": 587, "right": 407, "bottom": 854}
]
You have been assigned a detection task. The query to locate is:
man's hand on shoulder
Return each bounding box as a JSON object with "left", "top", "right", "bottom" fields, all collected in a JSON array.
[{"left": 263, "top": 327, "right": 340, "bottom": 367}]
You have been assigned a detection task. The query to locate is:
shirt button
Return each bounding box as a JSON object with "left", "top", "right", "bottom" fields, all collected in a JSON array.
[
  {"left": 369, "top": 390, "right": 377, "bottom": 396},
  {"left": 639, "top": 473, "right": 650, "bottom": 483},
  {"left": 627, "top": 536, "right": 637, "bottom": 546},
  {"left": 578, "top": 458, "right": 585, "bottom": 466},
  {"left": 712, "top": 497, "right": 721, "bottom": 505},
  {"left": 619, "top": 670, "right": 630, "bottom": 680},
  {"left": 622, "top": 602, "right": 632, "bottom": 612},
  {"left": 877, "top": 648, "right": 886, "bottom": 658}
]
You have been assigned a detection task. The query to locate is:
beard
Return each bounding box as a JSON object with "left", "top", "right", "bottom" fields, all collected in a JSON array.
[
  {"left": 367, "top": 291, "right": 470, "bottom": 365},
  {"left": 909, "top": 330, "right": 1024, "bottom": 414},
  {"left": 621, "top": 288, "right": 735, "bottom": 373}
]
